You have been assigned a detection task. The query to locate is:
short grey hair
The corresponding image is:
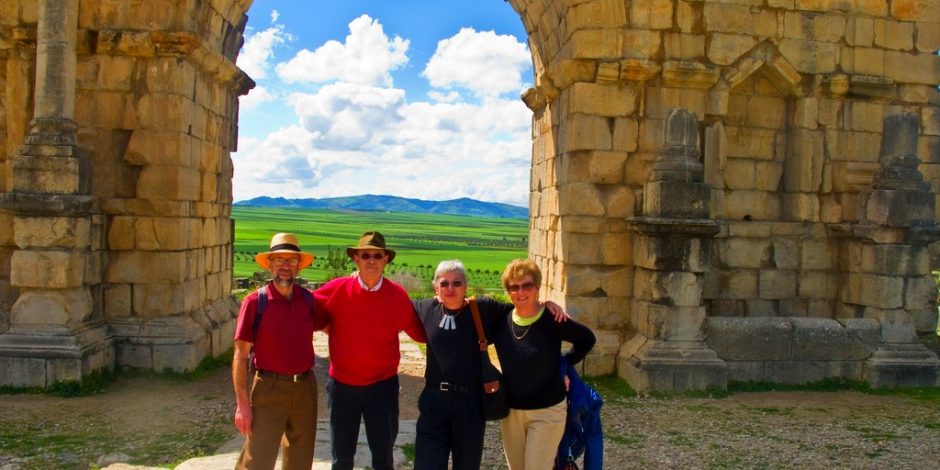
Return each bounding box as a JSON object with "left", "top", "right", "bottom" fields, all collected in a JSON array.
[{"left": 433, "top": 259, "right": 468, "bottom": 286}]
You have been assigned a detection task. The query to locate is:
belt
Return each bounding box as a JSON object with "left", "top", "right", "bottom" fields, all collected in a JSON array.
[
  {"left": 427, "top": 380, "right": 472, "bottom": 392},
  {"left": 257, "top": 369, "right": 311, "bottom": 382}
]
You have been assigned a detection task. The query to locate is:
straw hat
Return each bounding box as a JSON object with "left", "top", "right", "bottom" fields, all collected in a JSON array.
[
  {"left": 255, "top": 233, "right": 315, "bottom": 270},
  {"left": 346, "top": 231, "right": 396, "bottom": 263}
]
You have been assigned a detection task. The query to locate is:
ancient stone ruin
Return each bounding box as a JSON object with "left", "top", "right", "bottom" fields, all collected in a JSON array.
[{"left": 1, "top": 1, "right": 939, "bottom": 391}]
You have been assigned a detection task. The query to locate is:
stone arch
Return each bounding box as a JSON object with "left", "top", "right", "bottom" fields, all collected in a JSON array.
[{"left": 1, "top": 0, "right": 939, "bottom": 391}]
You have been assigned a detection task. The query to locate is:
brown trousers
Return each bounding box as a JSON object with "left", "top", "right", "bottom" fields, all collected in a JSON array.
[{"left": 236, "top": 373, "right": 318, "bottom": 470}]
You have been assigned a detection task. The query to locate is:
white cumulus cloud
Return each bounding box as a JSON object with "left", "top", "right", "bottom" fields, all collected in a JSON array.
[
  {"left": 422, "top": 28, "right": 531, "bottom": 98},
  {"left": 275, "top": 15, "right": 409, "bottom": 87},
  {"left": 233, "top": 87, "right": 533, "bottom": 206},
  {"left": 238, "top": 20, "right": 292, "bottom": 80},
  {"left": 239, "top": 85, "right": 275, "bottom": 111},
  {"left": 289, "top": 83, "right": 406, "bottom": 150}
]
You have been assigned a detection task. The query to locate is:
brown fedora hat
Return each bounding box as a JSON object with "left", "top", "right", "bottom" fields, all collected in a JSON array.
[
  {"left": 255, "top": 233, "right": 315, "bottom": 271},
  {"left": 346, "top": 231, "right": 396, "bottom": 263}
]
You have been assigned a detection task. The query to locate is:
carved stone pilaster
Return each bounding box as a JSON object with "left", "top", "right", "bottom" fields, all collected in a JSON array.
[
  {"left": 622, "top": 109, "right": 727, "bottom": 393},
  {"left": 833, "top": 113, "right": 940, "bottom": 387}
]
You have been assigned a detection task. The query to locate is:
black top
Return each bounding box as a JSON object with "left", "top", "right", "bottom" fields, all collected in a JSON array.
[
  {"left": 492, "top": 312, "right": 595, "bottom": 410},
  {"left": 414, "top": 297, "right": 511, "bottom": 387}
]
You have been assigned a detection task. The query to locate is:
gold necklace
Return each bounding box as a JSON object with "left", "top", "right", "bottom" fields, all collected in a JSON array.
[{"left": 510, "top": 319, "right": 532, "bottom": 340}]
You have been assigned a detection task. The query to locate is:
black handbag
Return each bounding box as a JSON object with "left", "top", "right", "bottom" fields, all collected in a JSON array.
[{"left": 468, "top": 297, "right": 510, "bottom": 421}]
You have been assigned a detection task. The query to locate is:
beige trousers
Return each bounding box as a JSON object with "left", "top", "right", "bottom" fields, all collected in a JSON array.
[{"left": 499, "top": 399, "right": 568, "bottom": 470}]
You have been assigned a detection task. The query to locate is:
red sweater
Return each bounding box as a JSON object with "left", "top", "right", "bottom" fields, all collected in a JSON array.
[{"left": 314, "top": 276, "right": 426, "bottom": 385}]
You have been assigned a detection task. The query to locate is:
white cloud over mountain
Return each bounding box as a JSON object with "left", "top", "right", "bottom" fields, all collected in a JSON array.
[{"left": 234, "top": 14, "right": 534, "bottom": 207}]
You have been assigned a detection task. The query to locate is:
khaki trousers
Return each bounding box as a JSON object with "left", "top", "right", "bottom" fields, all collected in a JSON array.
[
  {"left": 236, "top": 373, "right": 318, "bottom": 470},
  {"left": 499, "top": 399, "right": 567, "bottom": 470}
]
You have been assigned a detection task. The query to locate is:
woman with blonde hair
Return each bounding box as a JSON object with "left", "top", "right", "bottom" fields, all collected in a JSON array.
[
  {"left": 492, "top": 258, "right": 595, "bottom": 470},
  {"left": 412, "top": 259, "right": 568, "bottom": 470}
]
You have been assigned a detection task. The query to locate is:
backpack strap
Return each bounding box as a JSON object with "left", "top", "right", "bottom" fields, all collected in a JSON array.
[
  {"left": 253, "top": 285, "right": 268, "bottom": 338},
  {"left": 254, "top": 285, "right": 314, "bottom": 338},
  {"left": 300, "top": 288, "right": 314, "bottom": 306}
]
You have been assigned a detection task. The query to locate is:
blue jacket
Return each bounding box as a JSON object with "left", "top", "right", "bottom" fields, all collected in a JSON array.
[{"left": 555, "top": 357, "right": 603, "bottom": 470}]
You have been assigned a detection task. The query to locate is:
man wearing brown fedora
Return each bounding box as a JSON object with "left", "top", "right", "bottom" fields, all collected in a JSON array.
[
  {"left": 232, "top": 233, "right": 326, "bottom": 470},
  {"left": 313, "top": 230, "right": 426, "bottom": 470}
]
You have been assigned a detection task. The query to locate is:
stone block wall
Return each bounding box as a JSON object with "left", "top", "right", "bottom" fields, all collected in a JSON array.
[
  {"left": 706, "top": 221, "right": 840, "bottom": 318},
  {"left": 0, "top": 0, "right": 249, "bottom": 383},
  {"left": 511, "top": 0, "right": 940, "bottom": 389},
  {"left": 707, "top": 316, "right": 880, "bottom": 383}
]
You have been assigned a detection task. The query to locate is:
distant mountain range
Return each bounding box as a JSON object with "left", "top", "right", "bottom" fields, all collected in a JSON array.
[{"left": 234, "top": 194, "right": 528, "bottom": 219}]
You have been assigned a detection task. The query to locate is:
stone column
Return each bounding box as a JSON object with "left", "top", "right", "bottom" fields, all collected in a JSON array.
[
  {"left": 831, "top": 113, "right": 939, "bottom": 387},
  {"left": 11, "top": 0, "right": 83, "bottom": 194},
  {"left": 0, "top": 0, "right": 111, "bottom": 387},
  {"left": 620, "top": 109, "right": 727, "bottom": 392}
]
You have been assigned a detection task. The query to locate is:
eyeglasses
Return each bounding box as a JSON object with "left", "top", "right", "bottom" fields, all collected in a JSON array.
[
  {"left": 437, "top": 280, "right": 464, "bottom": 289},
  {"left": 270, "top": 257, "right": 300, "bottom": 267},
  {"left": 357, "top": 252, "right": 386, "bottom": 261},
  {"left": 506, "top": 281, "right": 536, "bottom": 293}
]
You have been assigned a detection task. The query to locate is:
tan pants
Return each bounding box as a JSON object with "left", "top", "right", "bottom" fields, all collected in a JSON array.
[
  {"left": 500, "top": 399, "right": 567, "bottom": 470},
  {"left": 236, "top": 373, "right": 318, "bottom": 470}
]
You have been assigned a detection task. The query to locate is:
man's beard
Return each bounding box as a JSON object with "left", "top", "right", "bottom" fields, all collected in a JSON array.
[{"left": 273, "top": 271, "right": 295, "bottom": 288}]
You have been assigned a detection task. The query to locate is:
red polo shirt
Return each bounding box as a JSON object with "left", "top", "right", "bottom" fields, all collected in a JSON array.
[{"left": 234, "top": 282, "right": 327, "bottom": 375}]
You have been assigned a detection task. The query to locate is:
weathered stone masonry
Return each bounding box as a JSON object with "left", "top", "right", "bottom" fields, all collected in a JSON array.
[
  {"left": 1, "top": 0, "right": 939, "bottom": 391},
  {"left": 0, "top": 0, "right": 251, "bottom": 386},
  {"left": 512, "top": 0, "right": 940, "bottom": 391}
]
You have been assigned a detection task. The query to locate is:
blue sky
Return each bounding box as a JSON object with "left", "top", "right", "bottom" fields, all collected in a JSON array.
[{"left": 233, "top": 0, "right": 534, "bottom": 207}]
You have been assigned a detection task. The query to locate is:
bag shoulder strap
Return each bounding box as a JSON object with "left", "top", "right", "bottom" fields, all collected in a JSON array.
[{"left": 467, "top": 297, "right": 487, "bottom": 352}]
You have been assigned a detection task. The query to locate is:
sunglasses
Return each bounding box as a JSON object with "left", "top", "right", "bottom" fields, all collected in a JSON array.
[
  {"left": 437, "top": 280, "right": 464, "bottom": 289},
  {"left": 270, "top": 257, "right": 300, "bottom": 266},
  {"left": 357, "top": 252, "right": 386, "bottom": 260},
  {"left": 506, "top": 281, "right": 536, "bottom": 293}
]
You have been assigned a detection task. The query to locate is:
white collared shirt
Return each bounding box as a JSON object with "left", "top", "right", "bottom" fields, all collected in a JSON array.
[{"left": 355, "top": 273, "right": 384, "bottom": 292}]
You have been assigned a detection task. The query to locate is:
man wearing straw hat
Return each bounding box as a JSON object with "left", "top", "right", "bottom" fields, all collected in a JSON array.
[
  {"left": 232, "top": 233, "right": 326, "bottom": 470},
  {"left": 313, "top": 230, "right": 426, "bottom": 470}
]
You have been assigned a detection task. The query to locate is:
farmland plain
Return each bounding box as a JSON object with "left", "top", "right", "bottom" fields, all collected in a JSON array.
[{"left": 232, "top": 206, "right": 528, "bottom": 290}]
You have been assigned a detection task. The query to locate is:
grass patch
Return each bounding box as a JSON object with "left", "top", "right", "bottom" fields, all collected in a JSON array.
[
  {"left": 846, "top": 425, "right": 907, "bottom": 442},
  {"left": 606, "top": 433, "right": 643, "bottom": 446},
  {"left": 585, "top": 374, "right": 636, "bottom": 399},
  {"left": 665, "top": 430, "right": 693, "bottom": 447},
  {"left": 0, "top": 368, "right": 116, "bottom": 397},
  {"left": 400, "top": 443, "right": 416, "bottom": 462},
  {"left": 728, "top": 377, "right": 870, "bottom": 394}
]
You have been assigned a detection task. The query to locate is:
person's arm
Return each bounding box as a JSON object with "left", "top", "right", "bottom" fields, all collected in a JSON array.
[
  {"left": 232, "top": 339, "right": 253, "bottom": 436},
  {"left": 559, "top": 319, "right": 596, "bottom": 366},
  {"left": 409, "top": 299, "right": 428, "bottom": 344},
  {"left": 541, "top": 300, "right": 569, "bottom": 323},
  {"left": 401, "top": 295, "right": 427, "bottom": 342},
  {"left": 308, "top": 287, "right": 331, "bottom": 331}
]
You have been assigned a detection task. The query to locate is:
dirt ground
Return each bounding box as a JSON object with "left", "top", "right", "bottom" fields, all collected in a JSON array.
[{"left": 1, "top": 344, "right": 939, "bottom": 469}]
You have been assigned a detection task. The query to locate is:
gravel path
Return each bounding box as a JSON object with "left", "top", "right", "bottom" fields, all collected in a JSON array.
[{"left": 1, "top": 333, "right": 938, "bottom": 469}]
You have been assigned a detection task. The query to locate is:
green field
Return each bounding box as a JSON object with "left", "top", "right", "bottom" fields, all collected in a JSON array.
[{"left": 232, "top": 206, "right": 529, "bottom": 291}]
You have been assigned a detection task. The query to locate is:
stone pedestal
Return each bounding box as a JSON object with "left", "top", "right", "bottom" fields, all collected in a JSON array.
[
  {"left": 619, "top": 337, "right": 727, "bottom": 392},
  {"left": 0, "top": 194, "right": 113, "bottom": 387},
  {"left": 620, "top": 109, "right": 727, "bottom": 393},
  {"left": 834, "top": 113, "right": 940, "bottom": 387}
]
